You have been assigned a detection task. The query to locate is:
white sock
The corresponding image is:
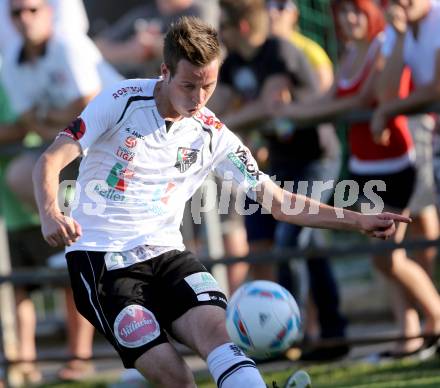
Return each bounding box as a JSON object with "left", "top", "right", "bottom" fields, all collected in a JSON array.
[{"left": 207, "top": 343, "right": 266, "bottom": 388}]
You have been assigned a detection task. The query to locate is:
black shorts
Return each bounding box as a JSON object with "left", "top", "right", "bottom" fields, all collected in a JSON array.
[
  {"left": 66, "top": 249, "right": 227, "bottom": 368},
  {"left": 350, "top": 165, "right": 416, "bottom": 211}
]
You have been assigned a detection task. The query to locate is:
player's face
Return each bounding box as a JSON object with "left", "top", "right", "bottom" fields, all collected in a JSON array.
[
  {"left": 165, "top": 59, "right": 219, "bottom": 118},
  {"left": 337, "top": 1, "right": 368, "bottom": 41},
  {"left": 10, "top": 0, "right": 52, "bottom": 43},
  {"left": 390, "top": 0, "right": 430, "bottom": 22}
]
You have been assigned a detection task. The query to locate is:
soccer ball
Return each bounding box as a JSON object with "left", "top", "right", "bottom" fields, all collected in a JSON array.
[{"left": 226, "top": 280, "right": 301, "bottom": 358}]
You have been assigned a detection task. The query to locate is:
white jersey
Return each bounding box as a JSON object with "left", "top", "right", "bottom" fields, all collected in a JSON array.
[
  {"left": 63, "top": 78, "right": 269, "bottom": 257},
  {"left": 1, "top": 32, "right": 122, "bottom": 116}
]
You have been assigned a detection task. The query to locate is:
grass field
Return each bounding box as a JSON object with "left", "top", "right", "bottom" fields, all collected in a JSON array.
[{"left": 35, "top": 357, "right": 440, "bottom": 387}]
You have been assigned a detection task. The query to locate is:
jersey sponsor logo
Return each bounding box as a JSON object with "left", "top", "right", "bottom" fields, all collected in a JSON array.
[
  {"left": 124, "top": 128, "right": 145, "bottom": 140},
  {"left": 175, "top": 147, "right": 199, "bottom": 173},
  {"left": 116, "top": 146, "right": 136, "bottom": 162},
  {"left": 227, "top": 145, "right": 262, "bottom": 187},
  {"left": 195, "top": 111, "right": 224, "bottom": 131},
  {"left": 61, "top": 117, "right": 86, "bottom": 141},
  {"left": 184, "top": 272, "right": 221, "bottom": 295},
  {"left": 112, "top": 86, "right": 143, "bottom": 99},
  {"left": 106, "top": 162, "right": 134, "bottom": 191},
  {"left": 124, "top": 136, "right": 137, "bottom": 148},
  {"left": 156, "top": 181, "right": 176, "bottom": 205},
  {"left": 145, "top": 181, "right": 177, "bottom": 215},
  {"left": 93, "top": 183, "right": 126, "bottom": 202},
  {"left": 114, "top": 305, "right": 160, "bottom": 348}
]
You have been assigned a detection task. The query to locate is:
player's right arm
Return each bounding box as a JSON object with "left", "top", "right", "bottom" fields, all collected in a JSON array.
[
  {"left": 256, "top": 178, "right": 411, "bottom": 240},
  {"left": 33, "top": 136, "right": 83, "bottom": 247}
]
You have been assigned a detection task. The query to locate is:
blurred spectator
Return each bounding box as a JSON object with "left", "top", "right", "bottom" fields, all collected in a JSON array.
[
  {"left": 82, "top": 0, "right": 145, "bottom": 36},
  {"left": 374, "top": 0, "right": 440, "bottom": 202},
  {"left": 1, "top": 0, "right": 120, "bottom": 208},
  {"left": 269, "top": 0, "right": 440, "bottom": 357},
  {"left": 374, "top": 0, "right": 440, "bottom": 355},
  {"left": 0, "top": 0, "right": 89, "bottom": 54},
  {"left": 94, "top": 0, "right": 220, "bottom": 77},
  {"left": 267, "top": 0, "right": 333, "bottom": 92},
  {"left": 0, "top": 0, "right": 121, "bottom": 381},
  {"left": 213, "top": 0, "right": 347, "bottom": 360},
  {"left": 266, "top": 0, "right": 345, "bottom": 356},
  {"left": 374, "top": 0, "right": 440, "bottom": 127}
]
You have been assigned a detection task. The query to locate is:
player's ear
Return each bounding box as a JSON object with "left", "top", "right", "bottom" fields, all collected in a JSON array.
[{"left": 160, "top": 63, "right": 171, "bottom": 83}]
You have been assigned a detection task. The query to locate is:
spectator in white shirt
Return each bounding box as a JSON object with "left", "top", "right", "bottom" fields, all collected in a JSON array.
[
  {"left": 0, "top": 0, "right": 121, "bottom": 382},
  {"left": 0, "top": 0, "right": 89, "bottom": 54}
]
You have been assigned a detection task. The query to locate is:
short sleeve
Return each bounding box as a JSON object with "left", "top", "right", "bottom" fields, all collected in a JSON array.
[{"left": 58, "top": 86, "right": 121, "bottom": 155}]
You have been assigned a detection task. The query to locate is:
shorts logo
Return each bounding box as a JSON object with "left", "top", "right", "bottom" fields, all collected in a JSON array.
[
  {"left": 175, "top": 147, "right": 199, "bottom": 173},
  {"left": 62, "top": 117, "right": 86, "bottom": 140},
  {"left": 124, "top": 136, "right": 137, "bottom": 148},
  {"left": 184, "top": 272, "right": 221, "bottom": 294},
  {"left": 114, "top": 305, "right": 160, "bottom": 348}
]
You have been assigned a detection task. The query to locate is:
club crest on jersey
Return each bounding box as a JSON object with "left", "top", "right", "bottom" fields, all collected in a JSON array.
[{"left": 175, "top": 147, "right": 199, "bottom": 173}]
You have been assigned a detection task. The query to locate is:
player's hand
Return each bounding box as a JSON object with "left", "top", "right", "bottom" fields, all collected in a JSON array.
[
  {"left": 386, "top": 4, "right": 408, "bottom": 35},
  {"left": 41, "top": 212, "right": 82, "bottom": 247},
  {"left": 359, "top": 212, "right": 411, "bottom": 240}
]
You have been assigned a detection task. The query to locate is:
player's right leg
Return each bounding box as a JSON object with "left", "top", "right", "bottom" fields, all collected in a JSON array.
[{"left": 65, "top": 250, "right": 196, "bottom": 388}]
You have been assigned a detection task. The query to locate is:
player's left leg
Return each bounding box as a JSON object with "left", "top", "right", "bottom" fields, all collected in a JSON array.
[{"left": 171, "top": 305, "right": 266, "bottom": 388}]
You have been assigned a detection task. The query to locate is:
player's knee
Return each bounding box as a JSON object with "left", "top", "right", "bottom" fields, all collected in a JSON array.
[{"left": 198, "top": 315, "right": 230, "bottom": 358}]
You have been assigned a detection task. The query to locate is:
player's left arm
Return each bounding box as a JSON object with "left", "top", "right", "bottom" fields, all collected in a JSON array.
[{"left": 255, "top": 179, "right": 411, "bottom": 239}]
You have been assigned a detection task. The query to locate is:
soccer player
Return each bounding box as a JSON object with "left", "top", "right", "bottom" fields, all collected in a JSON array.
[{"left": 33, "top": 16, "right": 410, "bottom": 388}]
